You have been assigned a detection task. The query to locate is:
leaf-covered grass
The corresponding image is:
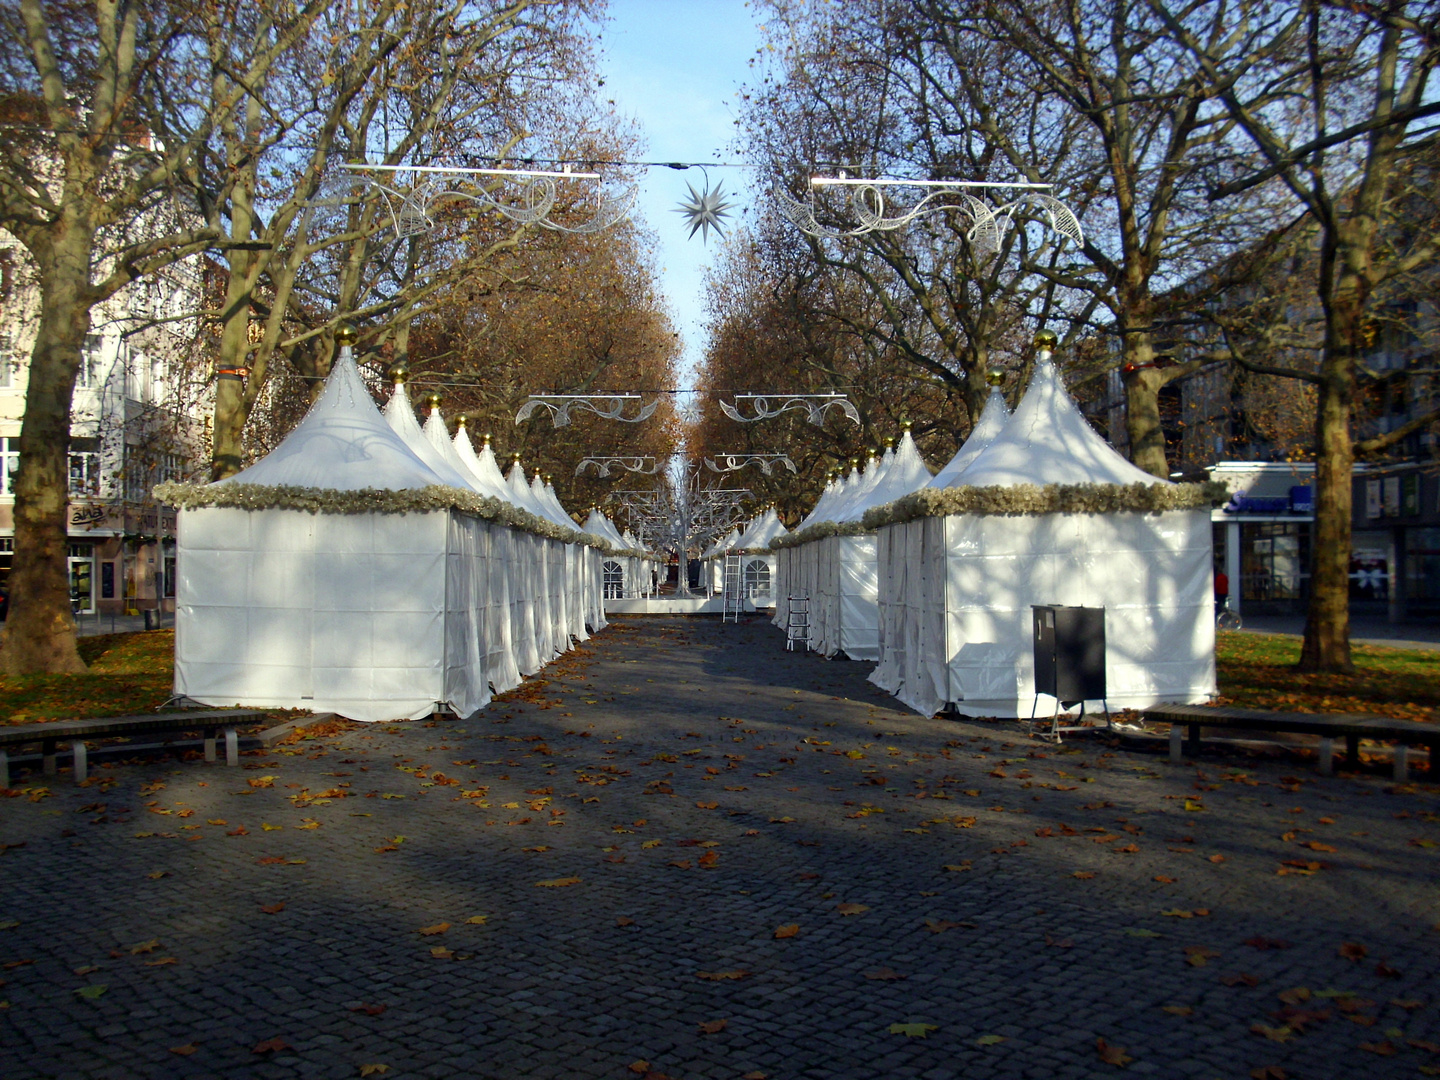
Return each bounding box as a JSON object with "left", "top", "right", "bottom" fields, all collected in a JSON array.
[
  {"left": 1215, "top": 630, "right": 1440, "bottom": 722},
  {"left": 2, "top": 628, "right": 1435, "bottom": 726},
  {"left": 1, "top": 631, "right": 178, "bottom": 724}
]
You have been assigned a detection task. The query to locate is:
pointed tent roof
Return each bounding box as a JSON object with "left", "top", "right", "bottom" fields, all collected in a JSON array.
[
  {"left": 452, "top": 423, "right": 512, "bottom": 502},
  {"left": 954, "top": 360, "right": 1169, "bottom": 488},
  {"left": 471, "top": 439, "right": 515, "bottom": 502},
  {"left": 837, "top": 431, "right": 931, "bottom": 519},
  {"left": 219, "top": 351, "right": 448, "bottom": 491},
  {"left": 583, "top": 509, "right": 628, "bottom": 549},
  {"left": 798, "top": 476, "right": 841, "bottom": 530},
  {"left": 706, "top": 527, "right": 741, "bottom": 558},
  {"left": 930, "top": 388, "right": 1011, "bottom": 489},
  {"left": 381, "top": 383, "right": 477, "bottom": 491},
  {"left": 506, "top": 461, "right": 550, "bottom": 518},
  {"left": 543, "top": 481, "right": 577, "bottom": 528},
  {"left": 530, "top": 474, "right": 575, "bottom": 530},
  {"left": 423, "top": 407, "right": 485, "bottom": 492},
  {"left": 733, "top": 507, "right": 789, "bottom": 549}
]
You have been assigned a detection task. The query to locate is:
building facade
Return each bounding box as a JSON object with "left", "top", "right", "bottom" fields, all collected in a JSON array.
[{"left": 0, "top": 238, "right": 207, "bottom": 617}]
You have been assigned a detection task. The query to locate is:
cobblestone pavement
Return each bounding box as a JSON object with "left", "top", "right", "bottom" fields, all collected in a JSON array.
[{"left": 2, "top": 615, "right": 1438, "bottom": 1080}]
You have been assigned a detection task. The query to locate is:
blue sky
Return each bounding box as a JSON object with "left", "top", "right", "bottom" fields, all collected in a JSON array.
[{"left": 596, "top": 0, "right": 765, "bottom": 387}]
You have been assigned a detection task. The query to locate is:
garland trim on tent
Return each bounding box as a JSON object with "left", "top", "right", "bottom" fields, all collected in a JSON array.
[
  {"left": 770, "top": 520, "right": 871, "bottom": 549},
  {"left": 859, "top": 481, "right": 1229, "bottom": 531},
  {"left": 153, "top": 481, "right": 645, "bottom": 556}
]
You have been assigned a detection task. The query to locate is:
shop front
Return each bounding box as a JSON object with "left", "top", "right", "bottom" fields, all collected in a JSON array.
[
  {"left": 1207, "top": 462, "right": 1316, "bottom": 618},
  {"left": 1352, "top": 465, "right": 1439, "bottom": 625}
]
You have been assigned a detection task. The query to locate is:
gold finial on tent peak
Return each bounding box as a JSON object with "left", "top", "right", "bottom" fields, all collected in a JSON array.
[
  {"left": 986, "top": 366, "right": 1006, "bottom": 386},
  {"left": 425, "top": 391, "right": 443, "bottom": 410},
  {"left": 483, "top": 433, "right": 492, "bottom": 444},
  {"left": 455, "top": 413, "right": 468, "bottom": 427},
  {"left": 1034, "top": 328, "right": 1058, "bottom": 352},
  {"left": 883, "top": 437, "right": 895, "bottom": 449},
  {"left": 900, "top": 419, "right": 912, "bottom": 431},
  {"left": 389, "top": 361, "right": 410, "bottom": 385},
  {"left": 335, "top": 325, "right": 358, "bottom": 347}
]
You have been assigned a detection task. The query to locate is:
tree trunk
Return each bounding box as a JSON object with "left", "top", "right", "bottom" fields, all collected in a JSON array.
[
  {"left": 0, "top": 238, "right": 92, "bottom": 674},
  {"left": 1299, "top": 269, "right": 1361, "bottom": 673},
  {"left": 1121, "top": 335, "right": 1172, "bottom": 479}
]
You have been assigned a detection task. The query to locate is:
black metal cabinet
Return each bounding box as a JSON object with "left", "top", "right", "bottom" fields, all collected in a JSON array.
[{"left": 1032, "top": 605, "right": 1106, "bottom": 705}]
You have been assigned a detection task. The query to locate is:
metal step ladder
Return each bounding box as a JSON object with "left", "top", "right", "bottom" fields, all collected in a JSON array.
[
  {"left": 722, "top": 554, "right": 743, "bottom": 623},
  {"left": 786, "top": 594, "right": 811, "bottom": 651}
]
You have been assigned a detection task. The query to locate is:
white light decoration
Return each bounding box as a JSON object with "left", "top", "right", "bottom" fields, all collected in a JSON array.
[
  {"left": 341, "top": 164, "right": 635, "bottom": 240},
  {"left": 674, "top": 178, "right": 735, "bottom": 242},
  {"left": 718, "top": 393, "right": 861, "bottom": 426},
  {"left": 777, "top": 175, "right": 1083, "bottom": 255},
  {"left": 575, "top": 456, "right": 661, "bottom": 477},
  {"left": 516, "top": 394, "right": 659, "bottom": 428},
  {"left": 703, "top": 453, "right": 797, "bottom": 476}
]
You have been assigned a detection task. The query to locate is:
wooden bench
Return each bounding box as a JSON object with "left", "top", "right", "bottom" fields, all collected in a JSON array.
[
  {"left": 1142, "top": 704, "right": 1439, "bottom": 781},
  {"left": 0, "top": 710, "right": 268, "bottom": 787}
]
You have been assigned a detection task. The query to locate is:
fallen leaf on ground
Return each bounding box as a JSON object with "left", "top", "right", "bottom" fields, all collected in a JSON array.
[
  {"left": 534, "top": 878, "right": 581, "bottom": 887},
  {"left": 253, "top": 1037, "right": 291, "bottom": 1054},
  {"left": 1162, "top": 1005, "right": 1193, "bottom": 1016},
  {"left": 865, "top": 967, "right": 906, "bottom": 980},
  {"left": 429, "top": 946, "right": 453, "bottom": 959},
  {"left": 698, "top": 1019, "right": 727, "bottom": 1034},
  {"left": 1073, "top": 871, "right": 1096, "bottom": 880},
  {"left": 696, "top": 970, "right": 749, "bottom": 980},
  {"left": 147, "top": 871, "right": 168, "bottom": 880},
  {"left": 75, "top": 985, "right": 107, "bottom": 1000},
  {"left": 418, "top": 923, "right": 449, "bottom": 936},
  {"left": 1045, "top": 934, "right": 1074, "bottom": 948},
  {"left": 350, "top": 1004, "right": 386, "bottom": 1016},
  {"left": 836, "top": 903, "right": 870, "bottom": 915},
  {"left": 974, "top": 1034, "right": 1005, "bottom": 1045},
  {"left": 1153, "top": 875, "right": 1177, "bottom": 883},
  {"left": 358, "top": 1066, "right": 391, "bottom": 1077},
  {"left": 1277, "top": 988, "right": 1312, "bottom": 1005},
  {"left": 628, "top": 1063, "right": 649, "bottom": 1075},
  {"left": 260, "top": 903, "right": 285, "bottom": 915},
  {"left": 1221, "top": 973, "right": 1259, "bottom": 987},
  {"left": 889, "top": 1022, "right": 938, "bottom": 1038},
  {"left": 169, "top": 1043, "right": 198, "bottom": 1056},
  {"left": 1359, "top": 1040, "right": 1397, "bottom": 1056},
  {"left": 1122, "top": 928, "right": 1162, "bottom": 938},
  {"left": 1184, "top": 946, "right": 1221, "bottom": 966},
  {"left": 1096, "top": 1037, "right": 1132, "bottom": 1066},
  {"left": 144, "top": 957, "right": 178, "bottom": 967},
  {"left": 924, "top": 918, "right": 961, "bottom": 933},
  {"left": 1162, "top": 909, "right": 1209, "bottom": 918},
  {"left": 1250, "top": 1024, "right": 1293, "bottom": 1043},
  {"left": 1208, "top": 854, "right": 1226, "bottom": 863},
  {"left": 466, "top": 915, "right": 489, "bottom": 925},
  {"left": 1374, "top": 961, "right": 1401, "bottom": 978},
  {"left": 129, "top": 939, "right": 161, "bottom": 954},
  {"left": 698, "top": 851, "right": 719, "bottom": 868},
  {"left": 695, "top": 801, "right": 718, "bottom": 810},
  {"left": 774, "top": 924, "right": 799, "bottom": 939},
  {"left": 1339, "top": 942, "right": 1368, "bottom": 961},
  {"left": 1249, "top": 1068, "right": 1287, "bottom": 1080},
  {"left": 1391, "top": 999, "right": 1424, "bottom": 1011}
]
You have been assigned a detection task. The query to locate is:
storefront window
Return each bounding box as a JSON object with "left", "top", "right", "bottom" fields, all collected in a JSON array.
[
  {"left": 1241, "top": 523, "right": 1310, "bottom": 603},
  {"left": 1406, "top": 528, "right": 1440, "bottom": 608}
]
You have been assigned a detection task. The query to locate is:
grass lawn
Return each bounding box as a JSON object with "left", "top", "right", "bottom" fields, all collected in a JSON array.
[
  {"left": 1216, "top": 629, "right": 1439, "bottom": 722},
  {"left": 0, "top": 627, "right": 1435, "bottom": 725}
]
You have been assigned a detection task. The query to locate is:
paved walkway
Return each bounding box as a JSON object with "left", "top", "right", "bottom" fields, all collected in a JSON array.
[
  {"left": 1241, "top": 615, "right": 1440, "bottom": 653},
  {"left": 2, "top": 616, "right": 1438, "bottom": 1080}
]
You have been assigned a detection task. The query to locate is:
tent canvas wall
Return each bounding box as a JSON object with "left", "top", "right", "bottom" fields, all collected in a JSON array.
[
  {"left": 772, "top": 433, "right": 931, "bottom": 660},
  {"left": 728, "top": 509, "right": 788, "bottom": 606},
  {"left": 164, "top": 348, "right": 604, "bottom": 722},
  {"left": 869, "top": 361, "right": 1218, "bottom": 718}
]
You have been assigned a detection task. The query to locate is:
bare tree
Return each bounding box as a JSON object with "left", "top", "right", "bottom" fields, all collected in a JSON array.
[
  {"left": 0, "top": 0, "right": 326, "bottom": 673},
  {"left": 1156, "top": 0, "right": 1440, "bottom": 671}
]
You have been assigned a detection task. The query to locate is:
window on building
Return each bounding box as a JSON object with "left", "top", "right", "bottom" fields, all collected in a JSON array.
[
  {"left": 0, "top": 333, "right": 13, "bottom": 388},
  {"left": 602, "top": 560, "right": 624, "bottom": 599},
  {"left": 68, "top": 451, "right": 100, "bottom": 496},
  {"left": 0, "top": 437, "right": 18, "bottom": 495},
  {"left": 742, "top": 559, "right": 771, "bottom": 596},
  {"left": 77, "top": 334, "right": 103, "bottom": 388}
]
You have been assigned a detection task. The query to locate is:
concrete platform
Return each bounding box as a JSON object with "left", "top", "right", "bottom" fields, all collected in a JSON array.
[{"left": 604, "top": 595, "right": 774, "bottom": 615}]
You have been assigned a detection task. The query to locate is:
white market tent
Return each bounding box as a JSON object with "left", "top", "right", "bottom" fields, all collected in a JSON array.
[
  {"left": 772, "top": 433, "right": 932, "bottom": 659},
  {"left": 163, "top": 347, "right": 609, "bottom": 723},
  {"left": 703, "top": 527, "right": 741, "bottom": 594},
  {"left": 726, "top": 509, "right": 788, "bottom": 605},
  {"left": 868, "top": 359, "right": 1218, "bottom": 718},
  {"left": 584, "top": 509, "right": 647, "bottom": 599}
]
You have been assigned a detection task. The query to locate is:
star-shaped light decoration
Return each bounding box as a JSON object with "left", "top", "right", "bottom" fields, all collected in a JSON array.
[{"left": 675, "top": 179, "right": 734, "bottom": 242}]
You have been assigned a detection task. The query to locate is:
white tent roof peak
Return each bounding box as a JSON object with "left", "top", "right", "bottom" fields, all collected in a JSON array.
[
  {"left": 451, "top": 422, "right": 511, "bottom": 502},
  {"left": 930, "top": 388, "right": 1011, "bottom": 489},
  {"left": 378, "top": 381, "right": 478, "bottom": 492},
  {"left": 734, "top": 507, "right": 789, "bottom": 549},
  {"left": 953, "top": 360, "right": 1169, "bottom": 488},
  {"left": 422, "top": 407, "right": 488, "bottom": 492},
  {"left": 840, "top": 430, "right": 931, "bottom": 518},
  {"left": 506, "top": 461, "right": 545, "bottom": 516},
  {"left": 472, "top": 439, "right": 514, "bottom": 502},
  {"left": 220, "top": 349, "right": 448, "bottom": 491}
]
